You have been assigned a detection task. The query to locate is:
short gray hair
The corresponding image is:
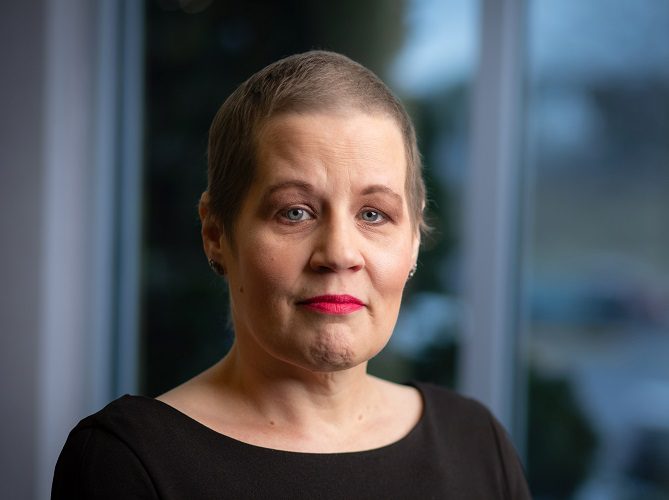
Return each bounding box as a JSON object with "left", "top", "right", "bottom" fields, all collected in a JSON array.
[{"left": 206, "top": 50, "right": 428, "bottom": 242}]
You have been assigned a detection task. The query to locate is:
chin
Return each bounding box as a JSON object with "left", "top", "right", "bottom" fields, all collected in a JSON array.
[
  {"left": 307, "top": 343, "right": 357, "bottom": 371},
  {"left": 303, "top": 332, "right": 388, "bottom": 373}
]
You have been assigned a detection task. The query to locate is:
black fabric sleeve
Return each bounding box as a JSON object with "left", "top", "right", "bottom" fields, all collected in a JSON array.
[
  {"left": 488, "top": 413, "right": 533, "bottom": 500},
  {"left": 52, "top": 426, "right": 159, "bottom": 500}
]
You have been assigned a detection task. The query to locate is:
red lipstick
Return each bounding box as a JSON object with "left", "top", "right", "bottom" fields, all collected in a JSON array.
[{"left": 297, "top": 294, "right": 364, "bottom": 315}]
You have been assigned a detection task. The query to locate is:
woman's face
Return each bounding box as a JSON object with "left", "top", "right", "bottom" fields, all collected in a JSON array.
[{"left": 210, "top": 111, "right": 419, "bottom": 374}]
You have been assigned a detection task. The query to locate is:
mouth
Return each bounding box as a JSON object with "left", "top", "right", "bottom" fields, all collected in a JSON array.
[{"left": 297, "top": 294, "right": 365, "bottom": 315}]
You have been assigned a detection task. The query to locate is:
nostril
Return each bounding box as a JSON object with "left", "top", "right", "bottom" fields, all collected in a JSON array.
[
  {"left": 308, "top": 226, "right": 365, "bottom": 272},
  {"left": 312, "top": 263, "right": 364, "bottom": 274}
]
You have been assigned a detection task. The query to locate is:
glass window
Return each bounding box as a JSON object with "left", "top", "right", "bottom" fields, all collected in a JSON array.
[
  {"left": 141, "top": 0, "right": 478, "bottom": 396},
  {"left": 523, "top": 2, "right": 669, "bottom": 498}
]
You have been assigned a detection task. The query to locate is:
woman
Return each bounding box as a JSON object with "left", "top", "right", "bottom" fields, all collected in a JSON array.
[{"left": 53, "top": 51, "right": 531, "bottom": 499}]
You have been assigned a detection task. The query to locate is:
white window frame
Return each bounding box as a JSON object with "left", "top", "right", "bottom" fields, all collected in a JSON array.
[
  {"left": 459, "top": 0, "right": 528, "bottom": 450},
  {"left": 36, "top": 1, "right": 143, "bottom": 497}
]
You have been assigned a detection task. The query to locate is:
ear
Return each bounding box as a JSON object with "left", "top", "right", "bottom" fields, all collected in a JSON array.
[
  {"left": 411, "top": 202, "right": 425, "bottom": 265},
  {"left": 411, "top": 232, "right": 421, "bottom": 266},
  {"left": 199, "top": 191, "right": 229, "bottom": 267}
]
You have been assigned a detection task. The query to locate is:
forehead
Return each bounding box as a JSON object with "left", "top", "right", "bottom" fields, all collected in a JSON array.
[{"left": 253, "top": 112, "right": 407, "bottom": 189}]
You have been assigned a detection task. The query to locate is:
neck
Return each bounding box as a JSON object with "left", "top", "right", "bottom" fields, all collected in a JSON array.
[{"left": 208, "top": 343, "right": 380, "bottom": 429}]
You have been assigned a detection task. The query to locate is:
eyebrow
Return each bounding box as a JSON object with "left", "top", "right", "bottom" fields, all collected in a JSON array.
[
  {"left": 263, "top": 180, "right": 315, "bottom": 199},
  {"left": 361, "top": 185, "right": 404, "bottom": 204},
  {"left": 261, "top": 181, "right": 403, "bottom": 204}
]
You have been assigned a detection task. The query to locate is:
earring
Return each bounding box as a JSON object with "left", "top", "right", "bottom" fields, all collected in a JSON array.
[
  {"left": 208, "top": 258, "right": 225, "bottom": 276},
  {"left": 408, "top": 264, "right": 417, "bottom": 279}
]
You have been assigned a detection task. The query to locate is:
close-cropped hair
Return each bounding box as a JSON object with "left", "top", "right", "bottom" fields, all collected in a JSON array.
[{"left": 206, "top": 50, "right": 428, "bottom": 243}]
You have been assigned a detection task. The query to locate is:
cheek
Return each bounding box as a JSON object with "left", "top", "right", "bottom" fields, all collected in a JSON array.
[
  {"left": 369, "top": 245, "right": 413, "bottom": 293},
  {"left": 238, "top": 235, "right": 303, "bottom": 299}
]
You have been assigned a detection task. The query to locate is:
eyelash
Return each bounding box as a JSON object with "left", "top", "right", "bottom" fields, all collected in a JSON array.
[
  {"left": 278, "top": 206, "right": 389, "bottom": 225},
  {"left": 281, "top": 207, "right": 314, "bottom": 222},
  {"left": 359, "top": 209, "right": 386, "bottom": 224}
]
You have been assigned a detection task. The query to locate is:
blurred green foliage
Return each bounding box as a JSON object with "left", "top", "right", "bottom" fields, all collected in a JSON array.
[{"left": 527, "top": 370, "right": 598, "bottom": 499}]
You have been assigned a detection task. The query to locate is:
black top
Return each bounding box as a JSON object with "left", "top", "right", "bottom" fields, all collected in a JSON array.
[{"left": 52, "top": 383, "right": 532, "bottom": 499}]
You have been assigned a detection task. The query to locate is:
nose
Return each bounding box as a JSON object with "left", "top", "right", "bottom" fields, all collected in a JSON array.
[{"left": 309, "top": 214, "right": 364, "bottom": 274}]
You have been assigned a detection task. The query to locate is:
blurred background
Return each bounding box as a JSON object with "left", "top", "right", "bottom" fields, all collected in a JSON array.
[{"left": 2, "top": 0, "right": 668, "bottom": 498}]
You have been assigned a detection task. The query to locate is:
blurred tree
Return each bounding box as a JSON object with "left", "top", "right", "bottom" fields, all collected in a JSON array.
[{"left": 527, "top": 369, "right": 598, "bottom": 499}]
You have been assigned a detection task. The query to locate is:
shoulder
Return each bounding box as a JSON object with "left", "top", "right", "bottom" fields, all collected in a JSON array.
[
  {"left": 412, "top": 382, "right": 533, "bottom": 499},
  {"left": 72, "top": 395, "right": 177, "bottom": 450},
  {"left": 414, "top": 381, "right": 494, "bottom": 426},
  {"left": 83, "top": 394, "right": 169, "bottom": 426},
  {"left": 414, "top": 381, "right": 512, "bottom": 448},
  {"left": 53, "top": 396, "right": 163, "bottom": 499}
]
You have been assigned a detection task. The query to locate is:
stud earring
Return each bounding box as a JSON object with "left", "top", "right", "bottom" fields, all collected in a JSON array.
[
  {"left": 208, "top": 258, "right": 225, "bottom": 276},
  {"left": 408, "top": 264, "right": 417, "bottom": 279}
]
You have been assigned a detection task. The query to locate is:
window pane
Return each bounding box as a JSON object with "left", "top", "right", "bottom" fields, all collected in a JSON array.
[
  {"left": 142, "top": 1, "right": 478, "bottom": 396},
  {"left": 524, "top": 2, "right": 669, "bottom": 498}
]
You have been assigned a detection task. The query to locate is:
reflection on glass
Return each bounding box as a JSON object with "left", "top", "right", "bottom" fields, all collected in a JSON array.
[
  {"left": 524, "top": 1, "right": 669, "bottom": 498},
  {"left": 142, "top": 1, "right": 478, "bottom": 395}
]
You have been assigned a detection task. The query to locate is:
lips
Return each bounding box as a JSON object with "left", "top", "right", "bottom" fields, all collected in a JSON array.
[{"left": 297, "top": 294, "right": 365, "bottom": 315}]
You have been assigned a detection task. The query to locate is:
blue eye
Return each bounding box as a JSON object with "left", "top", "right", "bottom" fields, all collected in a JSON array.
[
  {"left": 283, "top": 207, "right": 312, "bottom": 221},
  {"left": 360, "top": 210, "right": 384, "bottom": 223}
]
